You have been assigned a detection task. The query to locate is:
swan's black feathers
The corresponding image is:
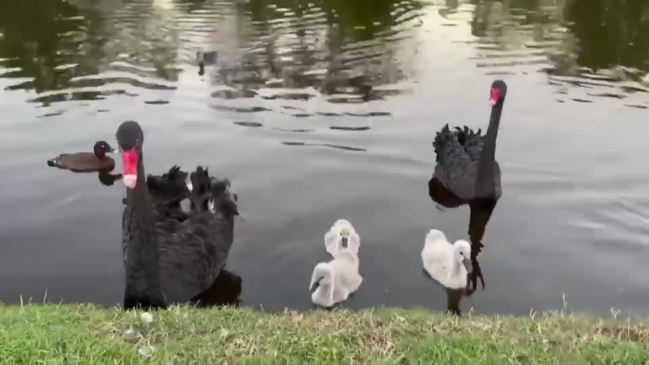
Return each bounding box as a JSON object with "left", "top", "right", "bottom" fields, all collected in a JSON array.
[
  {"left": 190, "top": 166, "right": 211, "bottom": 196},
  {"left": 432, "top": 122, "right": 499, "bottom": 200},
  {"left": 455, "top": 125, "right": 485, "bottom": 161},
  {"left": 433, "top": 123, "right": 472, "bottom": 164},
  {"left": 208, "top": 177, "right": 239, "bottom": 216},
  {"left": 123, "top": 164, "right": 238, "bottom": 305},
  {"left": 152, "top": 165, "right": 238, "bottom": 303},
  {"left": 433, "top": 128, "right": 474, "bottom": 197},
  {"left": 434, "top": 124, "right": 485, "bottom": 161},
  {"left": 147, "top": 165, "right": 187, "bottom": 198},
  {"left": 146, "top": 165, "right": 191, "bottom": 214}
]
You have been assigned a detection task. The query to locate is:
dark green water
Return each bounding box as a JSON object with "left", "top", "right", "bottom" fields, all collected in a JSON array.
[{"left": 1, "top": 0, "right": 648, "bottom": 315}]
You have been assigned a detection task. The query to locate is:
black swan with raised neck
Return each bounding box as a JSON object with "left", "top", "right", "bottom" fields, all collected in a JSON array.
[
  {"left": 432, "top": 79, "right": 507, "bottom": 201},
  {"left": 116, "top": 121, "right": 239, "bottom": 310}
]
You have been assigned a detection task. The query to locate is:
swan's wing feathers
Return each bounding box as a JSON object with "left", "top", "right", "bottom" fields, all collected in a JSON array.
[
  {"left": 146, "top": 166, "right": 190, "bottom": 209},
  {"left": 434, "top": 128, "right": 472, "bottom": 167},
  {"left": 149, "top": 165, "right": 186, "bottom": 186},
  {"left": 208, "top": 177, "right": 239, "bottom": 216},
  {"left": 156, "top": 168, "right": 238, "bottom": 303},
  {"left": 158, "top": 214, "right": 235, "bottom": 302},
  {"left": 433, "top": 125, "right": 484, "bottom": 199},
  {"left": 158, "top": 232, "right": 214, "bottom": 302},
  {"left": 210, "top": 178, "right": 230, "bottom": 193},
  {"left": 433, "top": 123, "right": 472, "bottom": 163},
  {"left": 157, "top": 217, "right": 182, "bottom": 233},
  {"left": 190, "top": 166, "right": 211, "bottom": 196},
  {"left": 449, "top": 125, "right": 483, "bottom": 158},
  {"left": 460, "top": 126, "right": 485, "bottom": 161},
  {"left": 167, "top": 165, "right": 183, "bottom": 177}
]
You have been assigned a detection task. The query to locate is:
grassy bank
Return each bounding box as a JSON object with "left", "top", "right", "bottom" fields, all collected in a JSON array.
[{"left": 0, "top": 304, "right": 648, "bottom": 364}]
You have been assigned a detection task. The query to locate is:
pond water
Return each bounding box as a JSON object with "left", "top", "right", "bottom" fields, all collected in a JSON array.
[{"left": 1, "top": 0, "right": 649, "bottom": 316}]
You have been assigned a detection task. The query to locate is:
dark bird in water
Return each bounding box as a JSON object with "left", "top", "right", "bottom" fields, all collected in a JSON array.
[
  {"left": 432, "top": 80, "right": 507, "bottom": 202},
  {"left": 197, "top": 50, "right": 217, "bottom": 76},
  {"left": 116, "top": 120, "right": 239, "bottom": 310},
  {"left": 47, "top": 141, "right": 117, "bottom": 172},
  {"left": 98, "top": 170, "right": 123, "bottom": 186}
]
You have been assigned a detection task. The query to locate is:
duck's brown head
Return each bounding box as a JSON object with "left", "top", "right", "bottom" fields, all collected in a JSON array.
[{"left": 93, "top": 140, "right": 117, "bottom": 159}]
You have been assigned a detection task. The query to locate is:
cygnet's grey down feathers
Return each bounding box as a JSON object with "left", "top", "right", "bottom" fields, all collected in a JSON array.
[
  {"left": 310, "top": 219, "right": 363, "bottom": 308},
  {"left": 421, "top": 229, "right": 472, "bottom": 290},
  {"left": 309, "top": 250, "right": 363, "bottom": 308}
]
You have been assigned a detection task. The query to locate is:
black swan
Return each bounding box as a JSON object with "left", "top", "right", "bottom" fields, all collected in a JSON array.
[
  {"left": 116, "top": 121, "right": 238, "bottom": 310},
  {"left": 47, "top": 141, "right": 116, "bottom": 172},
  {"left": 429, "top": 79, "right": 507, "bottom": 294},
  {"left": 432, "top": 79, "right": 507, "bottom": 201}
]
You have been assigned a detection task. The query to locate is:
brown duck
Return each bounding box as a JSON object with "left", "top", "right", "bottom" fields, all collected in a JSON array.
[{"left": 47, "top": 140, "right": 117, "bottom": 172}]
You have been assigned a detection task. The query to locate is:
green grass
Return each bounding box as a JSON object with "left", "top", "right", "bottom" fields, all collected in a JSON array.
[{"left": 0, "top": 304, "right": 648, "bottom": 364}]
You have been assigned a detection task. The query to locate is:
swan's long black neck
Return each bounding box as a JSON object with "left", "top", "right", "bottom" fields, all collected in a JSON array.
[
  {"left": 475, "top": 99, "right": 504, "bottom": 198},
  {"left": 123, "top": 151, "right": 166, "bottom": 308}
]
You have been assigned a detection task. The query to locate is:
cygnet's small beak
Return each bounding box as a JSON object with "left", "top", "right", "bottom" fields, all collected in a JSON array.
[
  {"left": 309, "top": 280, "right": 319, "bottom": 292},
  {"left": 463, "top": 257, "right": 473, "bottom": 273},
  {"left": 341, "top": 236, "right": 348, "bottom": 248}
]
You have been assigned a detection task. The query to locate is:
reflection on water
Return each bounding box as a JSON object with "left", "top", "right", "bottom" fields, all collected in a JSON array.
[
  {"left": 281, "top": 141, "right": 366, "bottom": 152},
  {"left": 2, "top": 0, "right": 647, "bottom": 109},
  {"left": 192, "top": 269, "right": 242, "bottom": 307},
  {"left": 1, "top": 0, "right": 649, "bottom": 315},
  {"left": 0, "top": 0, "right": 421, "bottom": 111},
  {"left": 466, "top": 0, "right": 649, "bottom": 107},
  {"left": 97, "top": 171, "right": 123, "bottom": 187}
]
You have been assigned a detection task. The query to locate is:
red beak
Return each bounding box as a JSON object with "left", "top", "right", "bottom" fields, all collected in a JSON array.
[
  {"left": 489, "top": 87, "right": 501, "bottom": 106},
  {"left": 120, "top": 147, "right": 138, "bottom": 188}
]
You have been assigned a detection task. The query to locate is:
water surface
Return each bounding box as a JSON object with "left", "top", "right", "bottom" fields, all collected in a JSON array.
[{"left": 1, "top": 0, "right": 649, "bottom": 316}]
